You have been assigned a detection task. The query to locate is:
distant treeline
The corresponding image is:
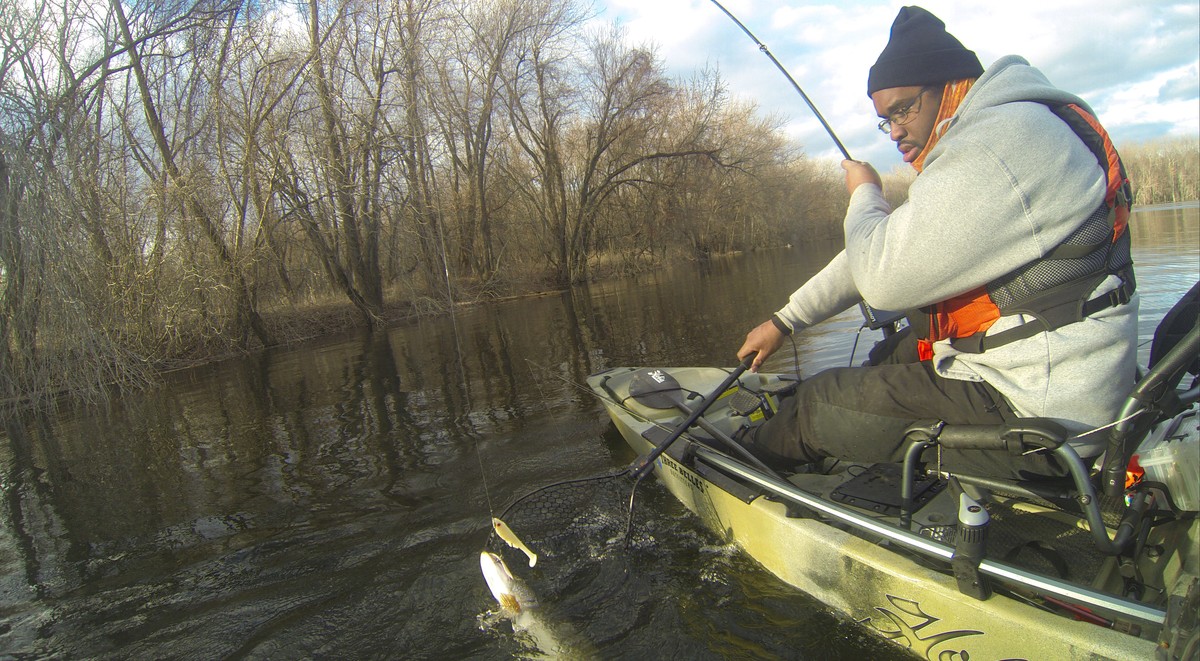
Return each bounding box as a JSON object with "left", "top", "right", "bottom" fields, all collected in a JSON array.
[
  {"left": 1120, "top": 137, "right": 1200, "bottom": 207},
  {"left": 0, "top": 0, "right": 853, "bottom": 410},
  {"left": 0, "top": 0, "right": 1194, "bottom": 411}
]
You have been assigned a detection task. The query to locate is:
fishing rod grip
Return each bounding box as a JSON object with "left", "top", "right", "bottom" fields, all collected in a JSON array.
[{"left": 630, "top": 353, "right": 756, "bottom": 479}]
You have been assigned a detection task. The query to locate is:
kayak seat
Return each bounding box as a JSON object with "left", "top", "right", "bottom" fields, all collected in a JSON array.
[{"left": 897, "top": 281, "right": 1200, "bottom": 558}]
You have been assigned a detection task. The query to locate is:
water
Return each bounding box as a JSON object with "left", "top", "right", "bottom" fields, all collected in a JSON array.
[{"left": 1, "top": 205, "right": 1196, "bottom": 660}]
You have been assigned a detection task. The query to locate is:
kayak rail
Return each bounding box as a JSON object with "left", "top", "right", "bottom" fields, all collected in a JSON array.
[{"left": 693, "top": 446, "right": 1168, "bottom": 628}]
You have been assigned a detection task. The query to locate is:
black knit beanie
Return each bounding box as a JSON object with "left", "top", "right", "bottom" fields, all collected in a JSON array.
[{"left": 867, "top": 6, "right": 983, "bottom": 97}]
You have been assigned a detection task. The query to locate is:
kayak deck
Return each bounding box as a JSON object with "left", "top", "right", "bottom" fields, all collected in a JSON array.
[{"left": 587, "top": 365, "right": 1197, "bottom": 660}]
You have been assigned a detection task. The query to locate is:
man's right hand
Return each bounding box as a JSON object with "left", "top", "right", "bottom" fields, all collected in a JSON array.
[
  {"left": 737, "top": 320, "right": 788, "bottom": 372},
  {"left": 841, "top": 159, "right": 882, "bottom": 194}
]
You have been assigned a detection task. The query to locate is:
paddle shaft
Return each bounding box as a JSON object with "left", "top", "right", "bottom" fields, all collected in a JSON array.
[
  {"left": 630, "top": 354, "right": 755, "bottom": 480},
  {"left": 688, "top": 411, "right": 779, "bottom": 475},
  {"left": 709, "top": 0, "right": 852, "bottom": 161}
]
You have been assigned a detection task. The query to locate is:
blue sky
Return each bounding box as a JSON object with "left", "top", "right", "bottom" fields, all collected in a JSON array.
[{"left": 594, "top": 0, "right": 1200, "bottom": 169}]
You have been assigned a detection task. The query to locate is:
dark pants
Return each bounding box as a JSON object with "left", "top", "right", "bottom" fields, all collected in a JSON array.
[{"left": 746, "top": 328, "right": 1069, "bottom": 480}]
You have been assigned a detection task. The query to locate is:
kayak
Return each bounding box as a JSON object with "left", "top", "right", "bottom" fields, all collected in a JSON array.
[{"left": 585, "top": 303, "right": 1199, "bottom": 660}]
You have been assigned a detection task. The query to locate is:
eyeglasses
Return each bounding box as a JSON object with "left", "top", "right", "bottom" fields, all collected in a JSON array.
[{"left": 876, "top": 87, "right": 935, "bottom": 134}]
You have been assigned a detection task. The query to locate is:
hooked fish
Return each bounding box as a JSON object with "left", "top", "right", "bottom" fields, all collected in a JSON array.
[
  {"left": 480, "top": 551, "right": 539, "bottom": 614},
  {"left": 479, "top": 550, "right": 598, "bottom": 659},
  {"left": 492, "top": 517, "right": 538, "bottom": 567}
]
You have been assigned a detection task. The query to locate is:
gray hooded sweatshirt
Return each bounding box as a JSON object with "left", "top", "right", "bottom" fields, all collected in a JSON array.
[{"left": 774, "top": 55, "right": 1139, "bottom": 457}]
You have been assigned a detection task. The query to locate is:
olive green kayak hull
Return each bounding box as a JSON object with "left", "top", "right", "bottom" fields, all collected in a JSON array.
[{"left": 588, "top": 366, "right": 1174, "bottom": 661}]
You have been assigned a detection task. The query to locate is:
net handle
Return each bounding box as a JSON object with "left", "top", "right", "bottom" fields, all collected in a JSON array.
[{"left": 629, "top": 353, "right": 755, "bottom": 480}]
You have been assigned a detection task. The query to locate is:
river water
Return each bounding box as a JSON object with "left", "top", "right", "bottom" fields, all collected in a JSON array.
[{"left": 1, "top": 205, "right": 1196, "bottom": 660}]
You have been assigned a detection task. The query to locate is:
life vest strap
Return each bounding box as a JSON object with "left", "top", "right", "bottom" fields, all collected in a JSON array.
[
  {"left": 901, "top": 99, "right": 1133, "bottom": 355},
  {"left": 949, "top": 270, "right": 1135, "bottom": 354}
]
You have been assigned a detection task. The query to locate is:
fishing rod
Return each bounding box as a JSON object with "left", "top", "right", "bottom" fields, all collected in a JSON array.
[{"left": 709, "top": 0, "right": 852, "bottom": 161}]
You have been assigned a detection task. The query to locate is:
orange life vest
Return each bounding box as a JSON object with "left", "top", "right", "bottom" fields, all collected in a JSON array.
[{"left": 912, "top": 102, "right": 1135, "bottom": 361}]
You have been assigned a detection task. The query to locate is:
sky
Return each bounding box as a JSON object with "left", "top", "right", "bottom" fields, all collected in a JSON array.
[{"left": 592, "top": 0, "right": 1200, "bottom": 169}]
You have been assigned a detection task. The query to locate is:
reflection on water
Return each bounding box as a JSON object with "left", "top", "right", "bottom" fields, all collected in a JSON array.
[
  {"left": 1129, "top": 204, "right": 1200, "bottom": 355},
  {"left": 0, "top": 206, "right": 1196, "bottom": 659}
]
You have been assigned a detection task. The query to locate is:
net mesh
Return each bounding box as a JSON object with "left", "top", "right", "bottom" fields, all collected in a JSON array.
[
  {"left": 490, "top": 468, "right": 636, "bottom": 560},
  {"left": 480, "top": 466, "right": 676, "bottom": 656}
]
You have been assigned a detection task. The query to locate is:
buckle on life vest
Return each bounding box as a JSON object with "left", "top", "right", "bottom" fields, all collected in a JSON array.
[
  {"left": 1108, "top": 280, "right": 1132, "bottom": 307},
  {"left": 917, "top": 338, "right": 934, "bottom": 362},
  {"left": 1083, "top": 275, "right": 1135, "bottom": 318}
]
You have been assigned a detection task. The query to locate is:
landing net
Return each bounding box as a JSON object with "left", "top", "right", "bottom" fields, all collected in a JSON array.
[{"left": 488, "top": 468, "right": 638, "bottom": 561}]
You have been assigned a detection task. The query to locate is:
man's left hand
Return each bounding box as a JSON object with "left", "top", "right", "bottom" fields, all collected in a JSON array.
[{"left": 738, "top": 320, "right": 787, "bottom": 372}]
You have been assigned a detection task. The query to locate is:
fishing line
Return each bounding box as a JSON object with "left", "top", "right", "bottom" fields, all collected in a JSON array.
[
  {"left": 472, "top": 430, "right": 497, "bottom": 518},
  {"left": 437, "top": 247, "right": 503, "bottom": 535},
  {"left": 453, "top": 325, "right": 496, "bottom": 522},
  {"left": 709, "top": 0, "right": 852, "bottom": 160}
]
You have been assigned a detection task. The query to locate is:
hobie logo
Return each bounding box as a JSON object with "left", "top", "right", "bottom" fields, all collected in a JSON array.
[
  {"left": 861, "top": 595, "right": 985, "bottom": 661},
  {"left": 646, "top": 370, "right": 667, "bottom": 384}
]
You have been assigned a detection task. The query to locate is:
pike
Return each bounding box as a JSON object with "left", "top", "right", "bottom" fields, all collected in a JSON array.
[
  {"left": 492, "top": 517, "right": 538, "bottom": 567},
  {"left": 478, "top": 551, "right": 598, "bottom": 659},
  {"left": 479, "top": 551, "right": 540, "bottom": 614}
]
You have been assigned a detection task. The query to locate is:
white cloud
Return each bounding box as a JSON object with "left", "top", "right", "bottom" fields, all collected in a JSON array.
[
  {"left": 597, "top": 0, "right": 1200, "bottom": 166},
  {"left": 1159, "top": 65, "right": 1200, "bottom": 104},
  {"left": 1103, "top": 64, "right": 1200, "bottom": 147}
]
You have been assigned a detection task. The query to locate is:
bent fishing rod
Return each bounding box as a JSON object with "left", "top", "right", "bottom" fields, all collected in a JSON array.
[{"left": 709, "top": 0, "right": 852, "bottom": 161}]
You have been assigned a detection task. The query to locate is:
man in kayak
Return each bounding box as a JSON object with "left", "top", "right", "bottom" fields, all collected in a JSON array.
[{"left": 736, "top": 6, "right": 1138, "bottom": 479}]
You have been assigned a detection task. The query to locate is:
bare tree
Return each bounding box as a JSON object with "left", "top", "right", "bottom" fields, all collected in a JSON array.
[
  {"left": 390, "top": 0, "right": 454, "bottom": 306},
  {"left": 109, "top": 0, "right": 274, "bottom": 346},
  {"left": 507, "top": 24, "right": 729, "bottom": 285},
  {"left": 294, "top": 0, "right": 386, "bottom": 324},
  {"left": 207, "top": 4, "right": 312, "bottom": 307},
  {"left": 0, "top": 0, "right": 160, "bottom": 411},
  {"left": 1121, "top": 136, "right": 1200, "bottom": 206},
  {"left": 435, "top": 0, "right": 583, "bottom": 290}
]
